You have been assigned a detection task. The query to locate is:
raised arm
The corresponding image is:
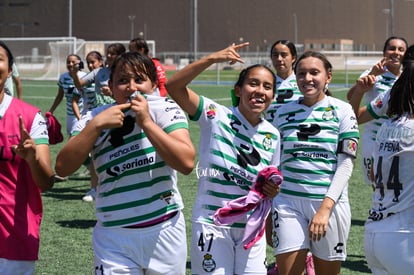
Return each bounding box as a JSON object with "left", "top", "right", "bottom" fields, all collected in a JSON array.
[
  {"left": 347, "top": 74, "right": 376, "bottom": 124},
  {"left": 12, "top": 116, "right": 54, "bottom": 191},
  {"left": 131, "top": 93, "right": 195, "bottom": 174},
  {"left": 48, "top": 86, "right": 64, "bottom": 114},
  {"left": 166, "top": 42, "right": 249, "bottom": 117},
  {"left": 69, "top": 65, "right": 88, "bottom": 90},
  {"left": 55, "top": 103, "right": 130, "bottom": 177}
]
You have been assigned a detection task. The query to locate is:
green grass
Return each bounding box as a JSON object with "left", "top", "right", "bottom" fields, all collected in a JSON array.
[{"left": 20, "top": 73, "right": 373, "bottom": 275}]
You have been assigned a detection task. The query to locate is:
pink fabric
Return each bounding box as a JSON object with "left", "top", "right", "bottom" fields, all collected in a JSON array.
[
  {"left": 45, "top": 112, "right": 63, "bottom": 144},
  {"left": 0, "top": 98, "right": 43, "bottom": 260},
  {"left": 213, "top": 166, "right": 282, "bottom": 249}
]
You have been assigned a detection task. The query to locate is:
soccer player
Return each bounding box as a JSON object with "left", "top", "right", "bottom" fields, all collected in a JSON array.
[
  {"left": 129, "top": 37, "right": 168, "bottom": 97},
  {"left": 70, "top": 43, "right": 126, "bottom": 106},
  {"left": 72, "top": 50, "right": 104, "bottom": 121},
  {"left": 265, "top": 39, "right": 301, "bottom": 123},
  {"left": 71, "top": 50, "right": 105, "bottom": 202},
  {"left": 55, "top": 52, "right": 195, "bottom": 274},
  {"left": 0, "top": 40, "right": 55, "bottom": 274},
  {"left": 265, "top": 39, "right": 315, "bottom": 275},
  {"left": 166, "top": 43, "right": 281, "bottom": 274},
  {"left": 270, "top": 51, "right": 359, "bottom": 274},
  {"left": 48, "top": 54, "right": 87, "bottom": 135},
  {"left": 364, "top": 44, "right": 414, "bottom": 274},
  {"left": 347, "top": 36, "right": 407, "bottom": 187}
]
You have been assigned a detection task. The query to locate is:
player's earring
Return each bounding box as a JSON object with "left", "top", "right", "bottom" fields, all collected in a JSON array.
[{"left": 324, "top": 83, "right": 329, "bottom": 93}]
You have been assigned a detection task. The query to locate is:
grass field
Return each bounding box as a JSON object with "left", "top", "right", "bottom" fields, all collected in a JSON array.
[{"left": 19, "top": 72, "right": 373, "bottom": 275}]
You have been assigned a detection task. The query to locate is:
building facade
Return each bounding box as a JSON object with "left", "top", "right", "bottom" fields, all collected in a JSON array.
[{"left": 0, "top": 0, "right": 411, "bottom": 55}]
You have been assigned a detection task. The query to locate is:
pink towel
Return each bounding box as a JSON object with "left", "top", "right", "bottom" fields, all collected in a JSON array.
[
  {"left": 45, "top": 112, "right": 64, "bottom": 145},
  {"left": 213, "top": 166, "right": 282, "bottom": 249}
]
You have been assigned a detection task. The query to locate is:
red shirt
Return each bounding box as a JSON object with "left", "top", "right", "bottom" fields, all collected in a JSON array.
[{"left": 152, "top": 58, "right": 168, "bottom": 97}]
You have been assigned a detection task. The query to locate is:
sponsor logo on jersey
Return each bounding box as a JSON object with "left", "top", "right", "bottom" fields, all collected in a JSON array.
[
  {"left": 206, "top": 104, "right": 217, "bottom": 119},
  {"left": 374, "top": 98, "right": 383, "bottom": 108},
  {"left": 106, "top": 156, "right": 154, "bottom": 176},
  {"left": 165, "top": 106, "right": 181, "bottom": 112},
  {"left": 171, "top": 114, "right": 186, "bottom": 121},
  {"left": 108, "top": 143, "right": 141, "bottom": 160},
  {"left": 291, "top": 151, "right": 329, "bottom": 159}
]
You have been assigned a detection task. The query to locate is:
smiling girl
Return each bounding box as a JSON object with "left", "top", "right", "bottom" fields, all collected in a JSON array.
[
  {"left": 270, "top": 51, "right": 359, "bottom": 275},
  {"left": 166, "top": 43, "right": 281, "bottom": 274},
  {"left": 56, "top": 52, "right": 195, "bottom": 274}
]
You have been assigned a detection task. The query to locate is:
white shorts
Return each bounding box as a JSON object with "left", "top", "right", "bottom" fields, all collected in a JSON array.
[
  {"left": 272, "top": 195, "right": 351, "bottom": 261},
  {"left": 93, "top": 211, "right": 187, "bottom": 275},
  {"left": 66, "top": 115, "right": 78, "bottom": 136},
  {"left": 364, "top": 209, "right": 414, "bottom": 275},
  {"left": 0, "top": 258, "right": 35, "bottom": 275},
  {"left": 364, "top": 231, "right": 414, "bottom": 275},
  {"left": 191, "top": 222, "right": 267, "bottom": 275}
]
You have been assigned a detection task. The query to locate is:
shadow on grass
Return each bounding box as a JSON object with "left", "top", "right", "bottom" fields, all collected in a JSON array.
[
  {"left": 343, "top": 254, "right": 371, "bottom": 273},
  {"left": 351, "top": 219, "right": 366, "bottom": 227},
  {"left": 56, "top": 219, "right": 96, "bottom": 229},
  {"left": 42, "top": 182, "right": 89, "bottom": 200}
]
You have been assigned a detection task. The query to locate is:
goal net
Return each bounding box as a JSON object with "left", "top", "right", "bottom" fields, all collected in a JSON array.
[{"left": 1, "top": 37, "right": 155, "bottom": 81}]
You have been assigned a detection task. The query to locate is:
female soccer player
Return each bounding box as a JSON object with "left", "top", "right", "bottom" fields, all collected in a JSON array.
[
  {"left": 56, "top": 52, "right": 195, "bottom": 274},
  {"left": 347, "top": 36, "right": 407, "bottom": 187},
  {"left": 166, "top": 43, "right": 281, "bottom": 274},
  {"left": 0, "top": 40, "right": 54, "bottom": 274},
  {"left": 266, "top": 39, "right": 301, "bottom": 123},
  {"left": 364, "top": 44, "right": 414, "bottom": 274},
  {"left": 270, "top": 51, "right": 359, "bottom": 274}
]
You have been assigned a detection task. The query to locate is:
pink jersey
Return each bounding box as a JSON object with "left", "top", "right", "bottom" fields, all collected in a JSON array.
[{"left": 0, "top": 98, "right": 45, "bottom": 260}]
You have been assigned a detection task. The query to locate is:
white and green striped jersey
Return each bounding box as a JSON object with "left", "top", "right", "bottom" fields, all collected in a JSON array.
[
  {"left": 266, "top": 72, "right": 302, "bottom": 123},
  {"left": 274, "top": 96, "right": 359, "bottom": 201},
  {"left": 58, "top": 71, "right": 86, "bottom": 116},
  {"left": 368, "top": 114, "right": 414, "bottom": 223},
  {"left": 361, "top": 69, "right": 397, "bottom": 144},
  {"left": 72, "top": 95, "right": 188, "bottom": 227},
  {"left": 191, "top": 96, "right": 281, "bottom": 228},
  {"left": 81, "top": 67, "right": 115, "bottom": 105},
  {"left": 367, "top": 89, "right": 390, "bottom": 119},
  {"left": 79, "top": 83, "right": 98, "bottom": 113}
]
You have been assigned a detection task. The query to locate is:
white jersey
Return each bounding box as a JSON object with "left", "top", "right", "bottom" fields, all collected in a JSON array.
[
  {"left": 265, "top": 72, "right": 302, "bottom": 123},
  {"left": 0, "top": 94, "right": 48, "bottom": 142},
  {"left": 367, "top": 89, "right": 390, "bottom": 119},
  {"left": 72, "top": 95, "right": 188, "bottom": 227},
  {"left": 191, "top": 96, "right": 281, "bottom": 227},
  {"left": 58, "top": 71, "right": 87, "bottom": 116},
  {"left": 273, "top": 96, "right": 359, "bottom": 201},
  {"left": 367, "top": 114, "right": 414, "bottom": 224},
  {"left": 361, "top": 69, "right": 397, "bottom": 145},
  {"left": 79, "top": 83, "right": 98, "bottom": 113},
  {"left": 358, "top": 70, "right": 397, "bottom": 184}
]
